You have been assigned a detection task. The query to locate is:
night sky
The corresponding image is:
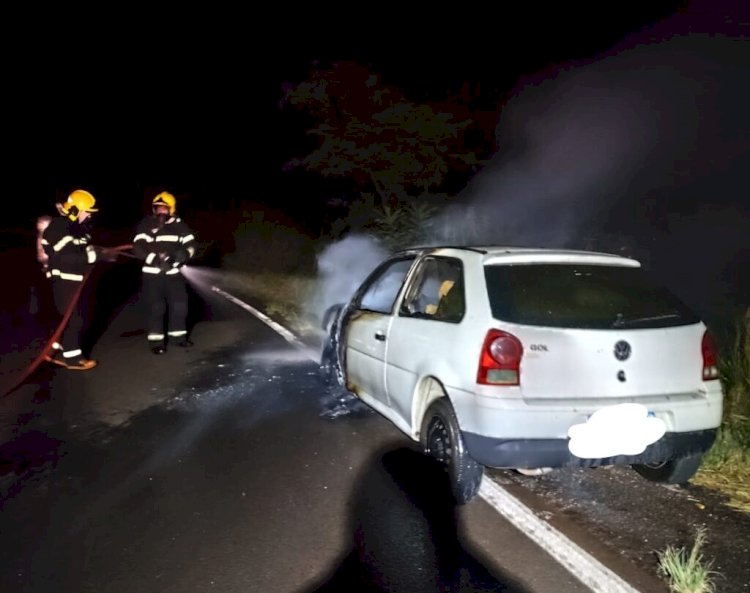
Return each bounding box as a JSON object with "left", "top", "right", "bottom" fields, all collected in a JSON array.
[
  {"left": 5, "top": 2, "right": 705, "bottom": 220},
  {"left": 1, "top": 1, "right": 746, "bottom": 335},
  {"left": 4, "top": 3, "right": 748, "bottom": 315}
]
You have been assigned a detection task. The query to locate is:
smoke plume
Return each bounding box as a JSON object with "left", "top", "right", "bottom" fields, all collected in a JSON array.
[
  {"left": 438, "top": 31, "right": 747, "bottom": 247},
  {"left": 310, "top": 233, "right": 389, "bottom": 324},
  {"left": 315, "top": 4, "right": 748, "bottom": 332}
]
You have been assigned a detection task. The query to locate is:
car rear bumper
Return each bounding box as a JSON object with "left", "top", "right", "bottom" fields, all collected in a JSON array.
[
  {"left": 462, "top": 428, "right": 718, "bottom": 469},
  {"left": 449, "top": 386, "right": 723, "bottom": 437}
]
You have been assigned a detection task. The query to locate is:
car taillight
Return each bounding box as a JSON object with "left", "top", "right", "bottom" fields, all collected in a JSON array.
[
  {"left": 702, "top": 331, "right": 720, "bottom": 381},
  {"left": 477, "top": 329, "right": 523, "bottom": 386}
]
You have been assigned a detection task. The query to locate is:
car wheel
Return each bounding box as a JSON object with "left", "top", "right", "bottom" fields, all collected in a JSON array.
[
  {"left": 633, "top": 453, "right": 704, "bottom": 484},
  {"left": 420, "top": 398, "right": 483, "bottom": 504}
]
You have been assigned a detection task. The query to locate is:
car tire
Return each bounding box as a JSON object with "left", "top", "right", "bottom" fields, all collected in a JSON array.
[
  {"left": 632, "top": 453, "right": 704, "bottom": 484},
  {"left": 420, "top": 398, "right": 483, "bottom": 504}
]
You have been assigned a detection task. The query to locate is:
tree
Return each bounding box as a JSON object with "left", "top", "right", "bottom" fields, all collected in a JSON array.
[{"left": 281, "top": 61, "right": 499, "bottom": 208}]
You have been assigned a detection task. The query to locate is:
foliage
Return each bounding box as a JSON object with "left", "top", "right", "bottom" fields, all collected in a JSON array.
[
  {"left": 703, "top": 307, "right": 750, "bottom": 459},
  {"left": 281, "top": 60, "right": 498, "bottom": 207},
  {"left": 366, "top": 198, "right": 443, "bottom": 251},
  {"left": 657, "top": 528, "right": 717, "bottom": 593},
  {"left": 695, "top": 307, "right": 750, "bottom": 512},
  {"left": 695, "top": 428, "right": 750, "bottom": 513},
  {"left": 221, "top": 269, "right": 319, "bottom": 338},
  {"left": 718, "top": 307, "right": 750, "bottom": 428}
]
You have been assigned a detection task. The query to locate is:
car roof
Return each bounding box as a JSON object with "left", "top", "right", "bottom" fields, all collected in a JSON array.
[{"left": 393, "top": 245, "right": 641, "bottom": 268}]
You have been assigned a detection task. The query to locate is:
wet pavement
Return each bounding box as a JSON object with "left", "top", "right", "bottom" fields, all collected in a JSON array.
[
  {"left": 2, "top": 250, "right": 748, "bottom": 592},
  {"left": 0, "top": 258, "right": 591, "bottom": 593}
]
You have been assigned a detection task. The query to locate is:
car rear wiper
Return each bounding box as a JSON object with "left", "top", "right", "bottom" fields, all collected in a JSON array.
[{"left": 612, "top": 312, "right": 682, "bottom": 328}]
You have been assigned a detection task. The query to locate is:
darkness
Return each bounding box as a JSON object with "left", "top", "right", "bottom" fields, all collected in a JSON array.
[
  {"left": 3, "top": 1, "right": 747, "bottom": 332},
  {"left": 5, "top": 3, "right": 690, "bottom": 225}
]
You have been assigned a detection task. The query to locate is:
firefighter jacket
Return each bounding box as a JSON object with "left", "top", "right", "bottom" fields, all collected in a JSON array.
[
  {"left": 41, "top": 217, "right": 98, "bottom": 282},
  {"left": 133, "top": 215, "right": 197, "bottom": 276}
]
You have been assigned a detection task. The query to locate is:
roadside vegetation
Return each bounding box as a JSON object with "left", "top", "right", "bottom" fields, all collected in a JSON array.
[
  {"left": 692, "top": 307, "right": 750, "bottom": 513},
  {"left": 657, "top": 528, "right": 717, "bottom": 593}
]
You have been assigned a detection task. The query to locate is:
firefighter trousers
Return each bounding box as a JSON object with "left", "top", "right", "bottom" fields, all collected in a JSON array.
[
  {"left": 51, "top": 278, "right": 87, "bottom": 360},
  {"left": 142, "top": 273, "right": 188, "bottom": 345}
]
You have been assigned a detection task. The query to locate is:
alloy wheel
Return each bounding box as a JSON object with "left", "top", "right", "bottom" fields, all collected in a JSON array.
[{"left": 427, "top": 416, "right": 453, "bottom": 467}]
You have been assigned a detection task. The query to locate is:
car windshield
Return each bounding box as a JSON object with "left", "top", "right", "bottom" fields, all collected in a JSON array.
[{"left": 484, "top": 263, "right": 700, "bottom": 329}]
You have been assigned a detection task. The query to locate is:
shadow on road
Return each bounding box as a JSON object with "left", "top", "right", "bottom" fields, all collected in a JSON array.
[{"left": 303, "top": 445, "right": 531, "bottom": 593}]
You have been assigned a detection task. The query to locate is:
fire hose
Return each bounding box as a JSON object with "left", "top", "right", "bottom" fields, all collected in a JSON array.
[{"left": 0, "top": 244, "right": 134, "bottom": 398}]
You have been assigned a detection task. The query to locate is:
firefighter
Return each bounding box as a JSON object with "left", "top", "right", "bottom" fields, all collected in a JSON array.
[
  {"left": 132, "top": 191, "right": 197, "bottom": 354},
  {"left": 41, "top": 189, "right": 100, "bottom": 370}
]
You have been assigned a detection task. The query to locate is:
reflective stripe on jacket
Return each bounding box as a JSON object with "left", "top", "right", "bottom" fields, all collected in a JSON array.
[
  {"left": 132, "top": 215, "right": 197, "bottom": 275},
  {"left": 41, "top": 217, "right": 97, "bottom": 282}
]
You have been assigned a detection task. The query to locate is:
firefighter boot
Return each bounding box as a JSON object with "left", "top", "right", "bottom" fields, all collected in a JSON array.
[
  {"left": 44, "top": 353, "right": 97, "bottom": 370},
  {"left": 66, "top": 358, "right": 98, "bottom": 371}
]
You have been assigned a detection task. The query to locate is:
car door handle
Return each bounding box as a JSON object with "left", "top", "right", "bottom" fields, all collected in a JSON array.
[{"left": 374, "top": 332, "right": 386, "bottom": 342}]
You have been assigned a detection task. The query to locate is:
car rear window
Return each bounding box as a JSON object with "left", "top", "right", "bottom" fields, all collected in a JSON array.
[{"left": 484, "top": 264, "right": 700, "bottom": 329}]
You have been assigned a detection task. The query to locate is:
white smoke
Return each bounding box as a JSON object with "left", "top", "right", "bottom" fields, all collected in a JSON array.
[
  {"left": 433, "top": 25, "right": 749, "bottom": 328},
  {"left": 311, "top": 6, "right": 748, "bottom": 332},
  {"left": 310, "top": 233, "right": 390, "bottom": 324},
  {"left": 436, "top": 34, "right": 725, "bottom": 247}
]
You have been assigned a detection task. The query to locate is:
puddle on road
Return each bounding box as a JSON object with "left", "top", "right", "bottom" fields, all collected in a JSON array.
[{"left": 319, "top": 389, "right": 373, "bottom": 420}]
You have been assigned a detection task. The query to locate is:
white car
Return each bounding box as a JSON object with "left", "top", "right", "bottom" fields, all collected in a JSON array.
[{"left": 321, "top": 246, "right": 723, "bottom": 503}]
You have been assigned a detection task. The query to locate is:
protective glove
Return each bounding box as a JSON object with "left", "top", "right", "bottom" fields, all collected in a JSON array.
[
  {"left": 158, "top": 252, "right": 172, "bottom": 272},
  {"left": 85, "top": 244, "right": 98, "bottom": 264},
  {"left": 173, "top": 248, "right": 189, "bottom": 267}
]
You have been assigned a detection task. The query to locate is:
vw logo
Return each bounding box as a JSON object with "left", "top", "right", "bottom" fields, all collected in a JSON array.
[{"left": 614, "top": 340, "right": 631, "bottom": 361}]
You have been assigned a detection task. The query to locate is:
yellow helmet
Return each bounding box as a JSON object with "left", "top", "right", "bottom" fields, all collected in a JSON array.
[
  {"left": 63, "top": 189, "right": 98, "bottom": 221},
  {"left": 152, "top": 191, "right": 176, "bottom": 216}
]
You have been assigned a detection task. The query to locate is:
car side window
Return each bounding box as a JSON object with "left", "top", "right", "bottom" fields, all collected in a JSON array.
[
  {"left": 358, "top": 258, "right": 414, "bottom": 314},
  {"left": 401, "top": 257, "right": 465, "bottom": 323}
]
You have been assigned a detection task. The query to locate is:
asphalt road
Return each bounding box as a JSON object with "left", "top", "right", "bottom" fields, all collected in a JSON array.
[
  {"left": 0, "top": 255, "right": 591, "bottom": 593},
  {"left": 2, "top": 251, "right": 747, "bottom": 593}
]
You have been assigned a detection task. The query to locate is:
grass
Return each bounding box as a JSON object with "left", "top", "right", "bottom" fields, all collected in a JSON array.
[
  {"left": 219, "top": 269, "right": 321, "bottom": 341},
  {"left": 657, "top": 528, "right": 718, "bottom": 593},
  {"left": 693, "top": 434, "right": 750, "bottom": 513},
  {"left": 693, "top": 308, "right": 750, "bottom": 513}
]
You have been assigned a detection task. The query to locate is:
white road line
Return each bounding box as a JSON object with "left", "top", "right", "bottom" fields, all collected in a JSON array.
[
  {"left": 479, "top": 479, "right": 641, "bottom": 593},
  {"left": 211, "top": 286, "right": 318, "bottom": 358},
  {"left": 212, "top": 285, "right": 642, "bottom": 593}
]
